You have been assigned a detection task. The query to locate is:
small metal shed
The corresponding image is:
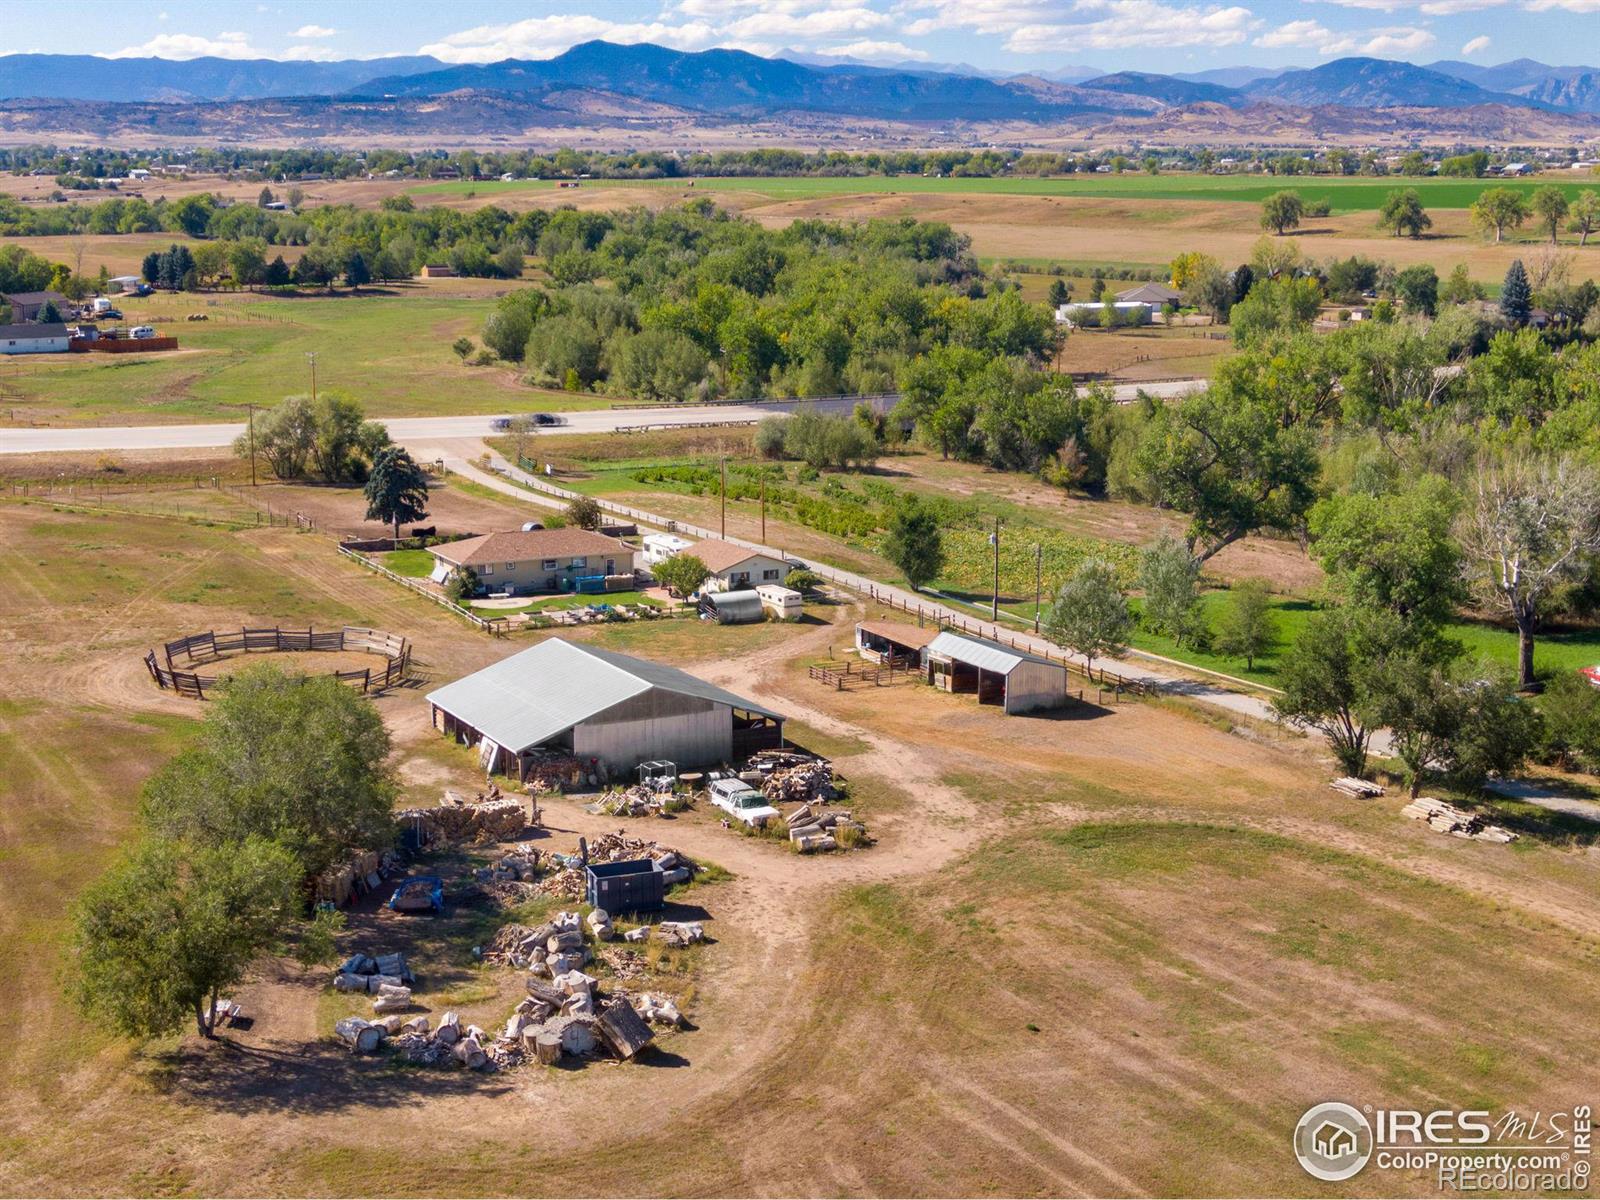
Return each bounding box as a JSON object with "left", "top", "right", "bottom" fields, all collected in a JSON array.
[
  {"left": 699, "top": 588, "right": 764, "bottom": 625},
  {"left": 924, "top": 631, "right": 1068, "bottom": 714},
  {"left": 586, "top": 859, "right": 665, "bottom": 914}
]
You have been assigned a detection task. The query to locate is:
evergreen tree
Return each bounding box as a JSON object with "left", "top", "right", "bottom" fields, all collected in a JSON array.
[
  {"left": 1500, "top": 259, "right": 1532, "bottom": 326},
  {"left": 263, "top": 255, "right": 292, "bottom": 287},
  {"left": 363, "top": 446, "right": 430, "bottom": 538},
  {"left": 344, "top": 252, "right": 371, "bottom": 291}
]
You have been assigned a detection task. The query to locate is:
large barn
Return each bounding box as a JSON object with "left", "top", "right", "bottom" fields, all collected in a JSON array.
[{"left": 426, "top": 638, "right": 785, "bottom": 778}]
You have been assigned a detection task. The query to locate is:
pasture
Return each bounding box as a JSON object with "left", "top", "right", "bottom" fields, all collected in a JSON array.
[
  {"left": 0, "top": 286, "right": 593, "bottom": 425},
  {"left": 410, "top": 170, "right": 1600, "bottom": 213}
]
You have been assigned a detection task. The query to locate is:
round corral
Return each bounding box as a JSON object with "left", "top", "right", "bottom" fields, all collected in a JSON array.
[{"left": 143, "top": 625, "right": 412, "bottom": 699}]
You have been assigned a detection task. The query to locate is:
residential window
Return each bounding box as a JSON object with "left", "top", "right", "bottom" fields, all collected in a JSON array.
[
  {"left": 733, "top": 571, "right": 749, "bottom": 584},
  {"left": 762, "top": 568, "right": 779, "bottom": 580},
  {"left": 570, "top": 557, "right": 587, "bottom": 569},
  {"left": 506, "top": 562, "right": 517, "bottom": 571},
  {"left": 480, "top": 564, "right": 494, "bottom": 576},
  {"left": 542, "top": 559, "right": 558, "bottom": 570}
]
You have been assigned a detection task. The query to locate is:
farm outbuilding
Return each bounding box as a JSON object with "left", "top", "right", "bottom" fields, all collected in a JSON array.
[
  {"left": 854, "top": 620, "right": 939, "bottom": 665},
  {"left": 426, "top": 637, "right": 785, "bottom": 778},
  {"left": 699, "top": 589, "right": 764, "bottom": 624},
  {"left": 923, "top": 631, "right": 1068, "bottom": 714}
]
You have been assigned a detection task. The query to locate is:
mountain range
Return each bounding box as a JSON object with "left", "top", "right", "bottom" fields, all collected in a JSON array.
[{"left": 0, "top": 42, "right": 1599, "bottom": 141}]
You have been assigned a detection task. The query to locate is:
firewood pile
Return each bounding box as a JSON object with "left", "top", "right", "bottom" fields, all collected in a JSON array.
[
  {"left": 521, "top": 747, "right": 588, "bottom": 791},
  {"left": 784, "top": 803, "right": 868, "bottom": 852},
  {"left": 761, "top": 760, "right": 839, "bottom": 805},
  {"left": 1401, "top": 796, "right": 1518, "bottom": 843},
  {"left": 395, "top": 797, "right": 527, "bottom": 845},
  {"left": 589, "top": 784, "right": 666, "bottom": 817},
  {"left": 315, "top": 849, "right": 407, "bottom": 907}
]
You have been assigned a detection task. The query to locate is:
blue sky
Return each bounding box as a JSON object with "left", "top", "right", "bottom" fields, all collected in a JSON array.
[{"left": 1, "top": 0, "right": 1595, "bottom": 74}]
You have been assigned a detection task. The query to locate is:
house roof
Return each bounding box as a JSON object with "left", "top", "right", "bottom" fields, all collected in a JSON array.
[
  {"left": 1115, "top": 283, "right": 1182, "bottom": 304},
  {"left": 684, "top": 538, "right": 772, "bottom": 574},
  {"left": 925, "top": 631, "right": 1062, "bottom": 676},
  {"left": 425, "top": 637, "right": 784, "bottom": 752},
  {"left": 857, "top": 620, "right": 940, "bottom": 650},
  {"left": 0, "top": 322, "right": 70, "bottom": 340},
  {"left": 3, "top": 290, "right": 67, "bottom": 306},
  {"left": 430, "top": 528, "right": 630, "bottom": 567}
]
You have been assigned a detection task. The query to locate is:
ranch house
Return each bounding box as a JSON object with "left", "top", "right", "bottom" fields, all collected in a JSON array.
[{"left": 427, "top": 528, "right": 635, "bottom": 595}]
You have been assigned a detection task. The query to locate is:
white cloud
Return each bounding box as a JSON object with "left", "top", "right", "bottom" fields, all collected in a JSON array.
[
  {"left": 815, "top": 38, "right": 930, "bottom": 59},
  {"left": 1316, "top": 0, "right": 1504, "bottom": 11},
  {"left": 1357, "top": 25, "right": 1435, "bottom": 52},
  {"left": 289, "top": 24, "right": 337, "bottom": 39},
  {"left": 1004, "top": 2, "right": 1261, "bottom": 52},
  {"left": 105, "top": 31, "right": 266, "bottom": 60},
  {"left": 1523, "top": 0, "right": 1600, "bottom": 10},
  {"left": 723, "top": 6, "right": 890, "bottom": 37},
  {"left": 1460, "top": 33, "right": 1492, "bottom": 52},
  {"left": 1253, "top": 14, "right": 1434, "bottom": 54},
  {"left": 418, "top": 15, "right": 722, "bottom": 62}
]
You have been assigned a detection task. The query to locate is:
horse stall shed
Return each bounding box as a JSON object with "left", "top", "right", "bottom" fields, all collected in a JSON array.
[
  {"left": 425, "top": 636, "right": 785, "bottom": 779},
  {"left": 923, "top": 631, "right": 1068, "bottom": 714}
]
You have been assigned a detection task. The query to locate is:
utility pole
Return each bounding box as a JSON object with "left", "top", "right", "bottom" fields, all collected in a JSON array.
[
  {"left": 719, "top": 457, "right": 727, "bottom": 539},
  {"left": 760, "top": 477, "right": 766, "bottom": 542},
  {"left": 307, "top": 351, "right": 318, "bottom": 404},
  {"left": 989, "top": 515, "right": 1001, "bottom": 623},
  {"left": 1033, "top": 543, "right": 1043, "bottom": 633}
]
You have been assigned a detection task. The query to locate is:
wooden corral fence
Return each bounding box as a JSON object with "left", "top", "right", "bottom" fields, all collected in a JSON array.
[
  {"left": 337, "top": 545, "right": 507, "bottom": 635},
  {"left": 808, "top": 659, "right": 916, "bottom": 691},
  {"left": 143, "top": 625, "right": 412, "bottom": 699}
]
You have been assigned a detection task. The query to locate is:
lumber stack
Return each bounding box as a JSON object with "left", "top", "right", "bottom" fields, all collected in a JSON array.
[
  {"left": 1400, "top": 796, "right": 1518, "bottom": 843},
  {"left": 1331, "top": 777, "right": 1386, "bottom": 798},
  {"left": 762, "top": 760, "right": 838, "bottom": 804}
]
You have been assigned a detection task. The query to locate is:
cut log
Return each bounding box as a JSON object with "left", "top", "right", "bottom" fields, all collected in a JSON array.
[
  {"left": 598, "top": 996, "right": 655, "bottom": 1059},
  {"left": 533, "top": 1031, "right": 562, "bottom": 1065},
  {"left": 335, "top": 1017, "right": 384, "bottom": 1054},
  {"left": 365, "top": 973, "right": 404, "bottom": 994},
  {"left": 525, "top": 979, "right": 566, "bottom": 1009},
  {"left": 433, "top": 1011, "right": 461, "bottom": 1045},
  {"left": 373, "top": 991, "right": 413, "bottom": 1014},
  {"left": 402, "top": 1015, "right": 430, "bottom": 1034},
  {"left": 547, "top": 929, "right": 584, "bottom": 953},
  {"left": 333, "top": 972, "right": 366, "bottom": 993},
  {"left": 454, "top": 1035, "right": 488, "bottom": 1069}
]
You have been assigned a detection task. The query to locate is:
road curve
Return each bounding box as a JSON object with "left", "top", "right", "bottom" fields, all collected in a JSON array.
[{"left": 0, "top": 379, "right": 1205, "bottom": 455}]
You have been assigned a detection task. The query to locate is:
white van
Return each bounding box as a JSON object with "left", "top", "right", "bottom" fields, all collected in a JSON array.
[{"left": 129, "top": 326, "right": 156, "bottom": 339}]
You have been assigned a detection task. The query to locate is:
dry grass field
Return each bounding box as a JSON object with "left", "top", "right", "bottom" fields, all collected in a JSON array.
[{"left": 2, "top": 480, "right": 1598, "bottom": 1196}]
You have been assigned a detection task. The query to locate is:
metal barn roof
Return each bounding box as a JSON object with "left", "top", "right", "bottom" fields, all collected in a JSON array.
[
  {"left": 426, "top": 637, "right": 782, "bottom": 752},
  {"left": 925, "top": 631, "right": 1061, "bottom": 676}
]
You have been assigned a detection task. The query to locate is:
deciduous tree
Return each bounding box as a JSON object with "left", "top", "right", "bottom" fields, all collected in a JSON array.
[
  {"left": 881, "top": 500, "right": 944, "bottom": 591},
  {"left": 1043, "top": 559, "right": 1132, "bottom": 677}
]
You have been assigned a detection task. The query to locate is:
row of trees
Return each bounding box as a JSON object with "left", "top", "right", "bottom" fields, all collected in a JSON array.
[
  {"left": 1258, "top": 185, "right": 1600, "bottom": 246},
  {"left": 71, "top": 670, "right": 395, "bottom": 1039}
]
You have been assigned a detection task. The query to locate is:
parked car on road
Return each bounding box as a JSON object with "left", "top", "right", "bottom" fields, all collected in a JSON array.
[{"left": 708, "top": 777, "right": 779, "bottom": 828}]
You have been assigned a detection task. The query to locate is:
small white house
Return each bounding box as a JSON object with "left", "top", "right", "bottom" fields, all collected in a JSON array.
[
  {"left": 1055, "top": 301, "right": 1155, "bottom": 328},
  {"left": 0, "top": 323, "right": 70, "bottom": 355},
  {"left": 642, "top": 532, "right": 694, "bottom": 566},
  {"left": 683, "top": 538, "right": 794, "bottom": 592}
]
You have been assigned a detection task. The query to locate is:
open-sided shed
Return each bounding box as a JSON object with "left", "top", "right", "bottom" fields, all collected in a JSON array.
[
  {"left": 923, "top": 631, "right": 1068, "bottom": 715},
  {"left": 426, "top": 637, "right": 785, "bottom": 777},
  {"left": 854, "top": 620, "right": 940, "bottom": 666}
]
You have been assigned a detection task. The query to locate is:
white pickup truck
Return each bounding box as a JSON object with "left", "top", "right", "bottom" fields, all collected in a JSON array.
[{"left": 707, "top": 777, "right": 779, "bottom": 829}]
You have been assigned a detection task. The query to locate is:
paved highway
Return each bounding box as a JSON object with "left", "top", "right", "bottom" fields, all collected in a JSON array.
[{"left": 0, "top": 379, "right": 1205, "bottom": 455}]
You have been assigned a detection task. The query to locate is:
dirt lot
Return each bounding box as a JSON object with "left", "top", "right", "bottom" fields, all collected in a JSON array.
[{"left": 1, "top": 499, "right": 1597, "bottom": 1196}]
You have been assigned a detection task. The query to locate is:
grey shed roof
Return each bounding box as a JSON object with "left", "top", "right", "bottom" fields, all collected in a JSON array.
[
  {"left": 426, "top": 637, "right": 783, "bottom": 752},
  {"left": 925, "top": 631, "right": 1062, "bottom": 676}
]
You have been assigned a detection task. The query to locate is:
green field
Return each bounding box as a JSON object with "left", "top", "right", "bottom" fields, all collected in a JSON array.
[
  {"left": 0, "top": 288, "right": 601, "bottom": 425},
  {"left": 411, "top": 171, "right": 1600, "bottom": 214}
]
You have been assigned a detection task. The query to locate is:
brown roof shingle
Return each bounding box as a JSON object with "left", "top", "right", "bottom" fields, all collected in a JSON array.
[
  {"left": 430, "top": 528, "right": 631, "bottom": 567},
  {"left": 684, "top": 538, "right": 775, "bottom": 574}
]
